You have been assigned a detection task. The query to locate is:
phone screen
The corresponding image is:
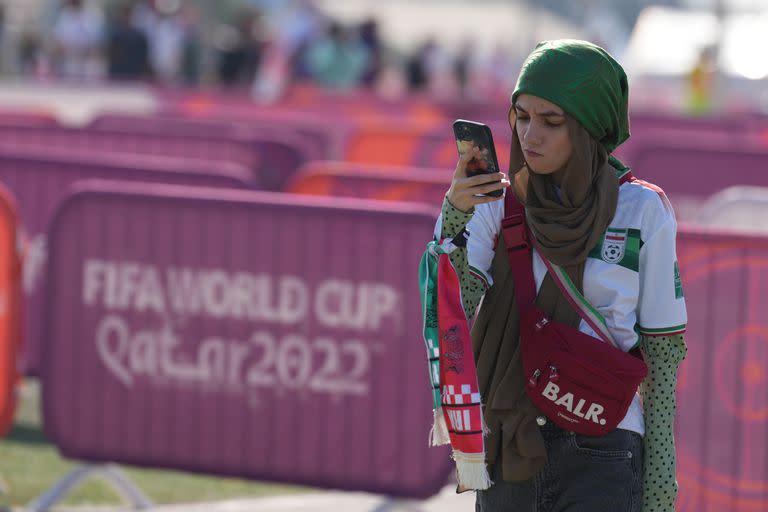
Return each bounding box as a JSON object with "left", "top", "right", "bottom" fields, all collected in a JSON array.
[{"left": 456, "top": 138, "right": 498, "bottom": 177}]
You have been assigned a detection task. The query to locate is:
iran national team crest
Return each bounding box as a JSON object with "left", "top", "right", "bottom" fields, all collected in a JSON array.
[{"left": 601, "top": 230, "right": 627, "bottom": 264}]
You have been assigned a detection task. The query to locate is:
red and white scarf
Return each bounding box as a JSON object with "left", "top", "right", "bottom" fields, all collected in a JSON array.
[{"left": 419, "top": 240, "right": 491, "bottom": 490}]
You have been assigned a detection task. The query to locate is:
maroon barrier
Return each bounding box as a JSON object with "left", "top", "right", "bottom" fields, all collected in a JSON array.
[
  {"left": 630, "top": 143, "right": 768, "bottom": 196},
  {"left": 613, "top": 111, "right": 768, "bottom": 168},
  {"left": 615, "top": 130, "right": 750, "bottom": 168},
  {"left": 158, "top": 85, "right": 433, "bottom": 123},
  {"left": 89, "top": 114, "right": 322, "bottom": 185},
  {"left": 286, "top": 162, "right": 448, "bottom": 206},
  {"left": 675, "top": 227, "right": 768, "bottom": 511},
  {"left": 156, "top": 103, "right": 351, "bottom": 161},
  {"left": 155, "top": 83, "right": 518, "bottom": 134},
  {"left": 0, "top": 121, "right": 260, "bottom": 182},
  {"left": 0, "top": 147, "right": 253, "bottom": 376},
  {"left": 41, "top": 181, "right": 451, "bottom": 498},
  {"left": 0, "top": 121, "right": 265, "bottom": 188},
  {"left": 0, "top": 183, "right": 21, "bottom": 439},
  {"left": 0, "top": 118, "right": 316, "bottom": 192},
  {"left": 623, "top": 142, "right": 768, "bottom": 220},
  {"left": 629, "top": 111, "right": 755, "bottom": 136}
]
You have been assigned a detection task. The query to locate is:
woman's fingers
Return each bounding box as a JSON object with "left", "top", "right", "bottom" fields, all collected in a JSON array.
[
  {"left": 471, "top": 179, "right": 510, "bottom": 195},
  {"left": 453, "top": 145, "right": 481, "bottom": 180},
  {"left": 463, "top": 189, "right": 508, "bottom": 208},
  {"left": 447, "top": 177, "right": 508, "bottom": 211},
  {"left": 462, "top": 172, "right": 506, "bottom": 187},
  {"left": 454, "top": 178, "right": 510, "bottom": 207},
  {"left": 448, "top": 147, "right": 510, "bottom": 211}
]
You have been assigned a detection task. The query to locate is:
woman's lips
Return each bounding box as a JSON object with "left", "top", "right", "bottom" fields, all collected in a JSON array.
[{"left": 524, "top": 149, "right": 542, "bottom": 158}]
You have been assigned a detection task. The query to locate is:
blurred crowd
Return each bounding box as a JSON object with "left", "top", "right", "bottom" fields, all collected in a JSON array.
[{"left": 0, "top": 0, "right": 524, "bottom": 101}]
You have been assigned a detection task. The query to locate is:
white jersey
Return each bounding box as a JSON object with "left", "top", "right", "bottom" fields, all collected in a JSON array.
[{"left": 434, "top": 176, "right": 688, "bottom": 435}]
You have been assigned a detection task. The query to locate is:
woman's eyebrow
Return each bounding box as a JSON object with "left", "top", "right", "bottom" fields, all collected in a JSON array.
[{"left": 513, "top": 104, "right": 564, "bottom": 117}]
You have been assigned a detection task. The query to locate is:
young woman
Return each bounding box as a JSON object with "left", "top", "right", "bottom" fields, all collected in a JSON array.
[{"left": 429, "top": 40, "right": 687, "bottom": 512}]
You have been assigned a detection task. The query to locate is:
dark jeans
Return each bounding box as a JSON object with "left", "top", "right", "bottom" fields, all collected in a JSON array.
[{"left": 476, "top": 421, "right": 643, "bottom": 512}]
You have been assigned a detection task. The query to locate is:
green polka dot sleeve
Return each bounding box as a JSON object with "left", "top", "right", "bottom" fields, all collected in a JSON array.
[
  {"left": 440, "top": 196, "right": 488, "bottom": 320},
  {"left": 639, "top": 333, "right": 688, "bottom": 512}
]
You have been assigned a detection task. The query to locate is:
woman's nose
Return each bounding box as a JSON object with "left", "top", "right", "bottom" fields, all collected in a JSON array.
[{"left": 522, "top": 123, "right": 542, "bottom": 147}]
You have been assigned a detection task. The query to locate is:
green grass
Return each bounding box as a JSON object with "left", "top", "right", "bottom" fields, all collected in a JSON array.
[{"left": 0, "top": 380, "right": 307, "bottom": 508}]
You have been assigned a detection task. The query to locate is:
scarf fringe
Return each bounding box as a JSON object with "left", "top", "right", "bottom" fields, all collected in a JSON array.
[
  {"left": 429, "top": 407, "right": 451, "bottom": 446},
  {"left": 453, "top": 451, "right": 492, "bottom": 490},
  {"left": 481, "top": 406, "right": 491, "bottom": 436}
]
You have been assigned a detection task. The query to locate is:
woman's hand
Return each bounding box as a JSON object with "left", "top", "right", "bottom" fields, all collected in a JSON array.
[{"left": 446, "top": 146, "right": 510, "bottom": 212}]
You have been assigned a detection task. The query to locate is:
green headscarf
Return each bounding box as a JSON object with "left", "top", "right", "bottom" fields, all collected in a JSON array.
[{"left": 512, "top": 39, "right": 630, "bottom": 155}]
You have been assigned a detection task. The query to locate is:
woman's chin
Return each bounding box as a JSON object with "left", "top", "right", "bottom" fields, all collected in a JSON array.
[{"left": 528, "top": 166, "right": 555, "bottom": 175}]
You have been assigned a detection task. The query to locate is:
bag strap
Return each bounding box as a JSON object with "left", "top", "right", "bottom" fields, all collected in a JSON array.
[
  {"left": 533, "top": 244, "right": 618, "bottom": 348},
  {"left": 501, "top": 192, "right": 536, "bottom": 308},
  {"left": 501, "top": 192, "right": 619, "bottom": 349}
]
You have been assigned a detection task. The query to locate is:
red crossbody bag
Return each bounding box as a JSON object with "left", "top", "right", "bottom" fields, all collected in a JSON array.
[{"left": 502, "top": 192, "right": 647, "bottom": 436}]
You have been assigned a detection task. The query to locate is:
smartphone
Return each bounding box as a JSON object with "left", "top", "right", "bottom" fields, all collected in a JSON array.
[{"left": 452, "top": 119, "right": 502, "bottom": 197}]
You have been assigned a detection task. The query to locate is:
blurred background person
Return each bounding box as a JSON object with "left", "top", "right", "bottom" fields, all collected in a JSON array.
[
  {"left": 106, "top": 2, "right": 150, "bottom": 81},
  {"left": 454, "top": 38, "right": 475, "bottom": 99},
  {"left": 216, "top": 7, "right": 266, "bottom": 86},
  {"left": 140, "top": 0, "right": 186, "bottom": 84},
  {"left": 302, "top": 21, "right": 370, "bottom": 90},
  {"left": 405, "top": 37, "right": 459, "bottom": 98},
  {"left": 178, "top": 3, "right": 202, "bottom": 86},
  {"left": 686, "top": 45, "right": 718, "bottom": 116},
  {"left": 405, "top": 38, "right": 436, "bottom": 93},
  {"left": 251, "top": 0, "right": 325, "bottom": 100},
  {"left": 358, "top": 17, "right": 382, "bottom": 88},
  {"left": 18, "top": 30, "right": 43, "bottom": 78},
  {"left": 51, "top": 0, "right": 105, "bottom": 80}
]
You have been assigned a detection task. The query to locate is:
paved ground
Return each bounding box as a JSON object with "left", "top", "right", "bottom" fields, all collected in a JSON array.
[
  {"left": 37, "top": 485, "right": 475, "bottom": 512},
  {"left": 160, "top": 486, "right": 475, "bottom": 512}
]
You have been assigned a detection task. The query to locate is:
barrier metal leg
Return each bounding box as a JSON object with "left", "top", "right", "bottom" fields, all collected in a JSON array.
[{"left": 25, "top": 464, "right": 154, "bottom": 512}]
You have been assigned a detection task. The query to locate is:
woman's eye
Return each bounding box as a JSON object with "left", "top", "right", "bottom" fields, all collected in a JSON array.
[{"left": 546, "top": 122, "right": 563, "bottom": 128}]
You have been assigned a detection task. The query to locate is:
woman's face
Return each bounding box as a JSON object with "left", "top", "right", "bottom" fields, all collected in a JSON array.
[{"left": 512, "top": 94, "right": 573, "bottom": 177}]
